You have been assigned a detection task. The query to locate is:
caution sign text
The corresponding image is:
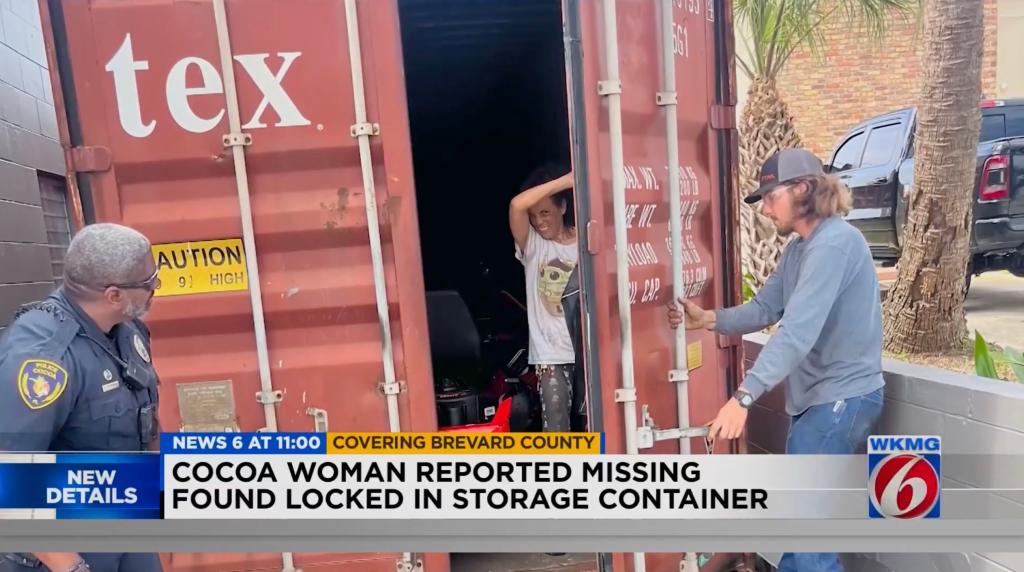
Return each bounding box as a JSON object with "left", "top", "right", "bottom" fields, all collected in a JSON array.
[{"left": 153, "top": 239, "right": 248, "bottom": 297}]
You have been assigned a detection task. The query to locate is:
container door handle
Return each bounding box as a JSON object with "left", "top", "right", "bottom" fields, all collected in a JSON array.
[{"left": 306, "top": 407, "right": 328, "bottom": 432}]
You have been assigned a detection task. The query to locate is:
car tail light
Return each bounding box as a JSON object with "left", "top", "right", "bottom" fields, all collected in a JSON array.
[{"left": 980, "top": 155, "right": 1010, "bottom": 201}]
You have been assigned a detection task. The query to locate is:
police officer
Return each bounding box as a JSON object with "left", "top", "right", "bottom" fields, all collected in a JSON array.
[{"left": 0, "top": 223, "right": 163, "bottom": 572}]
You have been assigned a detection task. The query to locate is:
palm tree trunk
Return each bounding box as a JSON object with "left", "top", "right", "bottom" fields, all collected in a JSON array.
[
  {"left": 882, "top": 0, "right": 984, "bottom": 354},
  {"left": 738, "top": 76, "right": 801, "bottom": 290}
]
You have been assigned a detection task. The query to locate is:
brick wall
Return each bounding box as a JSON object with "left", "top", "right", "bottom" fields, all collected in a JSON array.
[
  {"left": 773, "top": 0, "right": 999, "bottom": 158},
  {"left": 0, "top": 0, "right": 70, "bottom": 331}
]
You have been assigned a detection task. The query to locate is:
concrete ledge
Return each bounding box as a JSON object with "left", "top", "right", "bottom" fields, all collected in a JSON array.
[
  {"left": 743, "top": 333, "right": 1024, "bottom": 438},
  {"left": 743, "top": 333, "right": 1024, "bottom": 571},
  {"left": 760, "top": 552, "right": 1018, "bottom": 572}
]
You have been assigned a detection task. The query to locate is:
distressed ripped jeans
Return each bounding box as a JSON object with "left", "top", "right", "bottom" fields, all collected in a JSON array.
[
  {"left": 777, "top": 386, "right": 884, "bottom": 572},
  {"left": 536, "top": 364, "right": 575, "bottom": 432}
]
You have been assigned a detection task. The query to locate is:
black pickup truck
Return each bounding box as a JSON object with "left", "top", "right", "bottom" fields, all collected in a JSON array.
[{"left": 827, "top": 99, "right": 1024, "bottom": 285}]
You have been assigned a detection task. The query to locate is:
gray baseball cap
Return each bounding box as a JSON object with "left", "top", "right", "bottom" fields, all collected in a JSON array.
[{"left": 745, "top": 148, "right": 825, "bottom": 204}]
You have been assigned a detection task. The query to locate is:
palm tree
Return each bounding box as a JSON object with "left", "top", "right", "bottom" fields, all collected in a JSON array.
[
  {"left": 882, "top": 0, "right": 984, "bottom": 354},
  {"left": 734, "top": 0, "right": 916, "bottom": 289}
]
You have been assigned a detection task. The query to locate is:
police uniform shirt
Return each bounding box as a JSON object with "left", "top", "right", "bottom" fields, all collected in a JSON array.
[{"left": 0, "top": 289, "right": 160, "bottom": 452}]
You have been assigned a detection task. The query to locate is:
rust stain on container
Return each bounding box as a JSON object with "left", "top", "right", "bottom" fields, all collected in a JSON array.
[{"left": 322, "top": 187, "right": 351, "bottom": 231}]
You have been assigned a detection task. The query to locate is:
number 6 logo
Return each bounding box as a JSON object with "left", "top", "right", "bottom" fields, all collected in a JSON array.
[{"left": 869, "top": 453, "right": 940, "bottom": 519}]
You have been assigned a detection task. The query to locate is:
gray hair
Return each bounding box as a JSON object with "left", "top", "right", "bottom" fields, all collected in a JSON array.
[{"left": 64, "top": 223, "right": 153, "bottom": 291}]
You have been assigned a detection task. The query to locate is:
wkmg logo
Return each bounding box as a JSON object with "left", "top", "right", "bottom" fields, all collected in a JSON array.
[{"left": 867, "top": 435, "right": 941, "bottom": 519}]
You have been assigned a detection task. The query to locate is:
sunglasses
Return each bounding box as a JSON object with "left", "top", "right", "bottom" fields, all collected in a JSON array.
[
  {"left": 106, "top": 267, "right": 161, "bottom": 291},
  {"left": 761, "top": 185, "right": 793, "bottom": 205}
]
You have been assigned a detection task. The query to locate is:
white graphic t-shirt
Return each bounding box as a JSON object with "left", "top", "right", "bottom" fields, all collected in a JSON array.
[{"left": 515, "top": 225, "right": 579, "bottom": 365}]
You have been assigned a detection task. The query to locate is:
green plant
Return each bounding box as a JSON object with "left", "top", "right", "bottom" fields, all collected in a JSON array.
[
  {"left": 733, "top": 0, "right": 918, "bottom": 292},
  {"left": 997, "top": 346, "right": 1024, "bottom": 383},
  {"left": 734, "top": 0, "right": 917, "bottom": 81},
  {"left": 973, "top": 330, "right": 999, "bottom": 379},
  {"left": 742, "top": 272, "right": 756, "bottom": 303}
]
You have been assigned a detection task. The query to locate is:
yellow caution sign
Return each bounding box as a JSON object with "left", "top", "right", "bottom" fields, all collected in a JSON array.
[
  {"left": 687, "top": 341, "right": 703, "bottom": 371},
  {"left": 152, "top": 239, "right": 248, "bottom": 297}
]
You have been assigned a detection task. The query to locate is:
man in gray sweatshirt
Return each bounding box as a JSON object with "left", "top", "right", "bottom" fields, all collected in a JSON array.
[{"left": 669, "top": 148, "right": 885, "bottom": 572}]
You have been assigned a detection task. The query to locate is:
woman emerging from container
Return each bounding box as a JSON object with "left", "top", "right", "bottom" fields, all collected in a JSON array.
[{"left": 509, "top": 165, "right": 580, "bottom": 432}]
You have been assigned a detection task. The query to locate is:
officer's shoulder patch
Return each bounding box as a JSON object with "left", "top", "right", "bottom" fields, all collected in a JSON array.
[
  {"left": 17, "top": 358, "right": 70, "bottom": 410},
  {"left": 6, "top": 304, "right": 79, "bottom": 356},
  {"left": 14, "top": 301, "right": 67, "bottom": 323}
]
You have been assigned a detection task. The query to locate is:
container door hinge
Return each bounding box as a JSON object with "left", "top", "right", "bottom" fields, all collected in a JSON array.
[
  {"left": 306, "top": 407, "right": 328, "bottom": 432},
  {"left": 717, "top": 334, "right": 742, "bottom": 349},
  {"left": 636, "top": 404, "right": 710, "bottom": 451},
  {"left": 598, "top": 80, "right": 622, "bottom": 96},
  {"left": 396, "top": 554, "right": 422, "bottom": 572},
  {"left": 256, "top": 390, "right": 283, "bottom": 404},
  {"left": 380, "top": 380, "right": 404, "bottom": 396},
  {"left": 614, "top": 387, "right": 636, "bottom": 404},
  {"left": 710, "top": 104, "right": 736, "bottom": 130},
  {"left": 222, "top": 132, "right": 253, "bottom": 147},
  {"left": 668, "top": 369, "right": 689, "bottom": 383},
  {"left": 351, "top": 122, "right": 380, "bottom": 138},
  {"left": 66, "top": 146, "right": 112, "bottom": 173}
]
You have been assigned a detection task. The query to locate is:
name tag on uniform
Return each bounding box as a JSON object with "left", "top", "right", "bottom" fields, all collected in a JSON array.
[{"left": 102, "top": 380, "right": 121, "bottom": 393}]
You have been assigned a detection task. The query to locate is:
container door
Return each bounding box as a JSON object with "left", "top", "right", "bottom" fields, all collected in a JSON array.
[
  {"left": 563, "top": 0, "right": 741, "bottom": 570},
  {"left": 42, "top": 0, "right": 443, "bottom": 571}
]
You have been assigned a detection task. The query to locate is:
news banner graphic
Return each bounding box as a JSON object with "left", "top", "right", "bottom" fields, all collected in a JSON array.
[
  {"left": 164, "top": 432, "right": 767, "bottom": 519},
  {"left": 0, "top": 454, "right": 160, "bottom": 519},
  {"left": 160, "top": 432, "right": 944, "bottom": 520},
  {"left": 0, "top": 433, "right": 957, "bottom": 520}
]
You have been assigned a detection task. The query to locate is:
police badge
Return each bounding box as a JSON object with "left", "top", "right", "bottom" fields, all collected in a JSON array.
[{"left": 133, "top": 333, "right": 151, "bottom": 363}]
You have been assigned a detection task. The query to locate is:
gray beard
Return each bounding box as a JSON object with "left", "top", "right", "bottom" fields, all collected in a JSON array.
[{"left": 123, "top": 299, "right": 150, "bottom": 320}]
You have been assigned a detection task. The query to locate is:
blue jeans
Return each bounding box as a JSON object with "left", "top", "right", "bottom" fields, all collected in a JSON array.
[
  {"left": 2, "top": 553, "right": 162, "bottom": 572},
  {"left": 777, "top": 387, "right": 885, "bottom": 572}
]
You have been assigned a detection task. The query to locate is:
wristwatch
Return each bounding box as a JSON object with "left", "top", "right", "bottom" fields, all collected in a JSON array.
[
  {"left": 65, "top": 559, "right": 91, "bottom": 572},
  {"left": 733, "top": 389, "right": 755, "bottom": 409}
]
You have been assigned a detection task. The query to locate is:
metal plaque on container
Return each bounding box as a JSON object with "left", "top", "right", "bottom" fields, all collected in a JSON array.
[{"left": 177, "top": 380, "right": 239, "bottom": 432}]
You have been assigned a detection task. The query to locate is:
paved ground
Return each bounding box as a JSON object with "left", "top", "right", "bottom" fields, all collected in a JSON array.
[
  {"left": 877, "top": 268, "right": 1022, "bottom": 349},
  {"left": 965, "top": 271, "right": 1023, "bottom": 349}
]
